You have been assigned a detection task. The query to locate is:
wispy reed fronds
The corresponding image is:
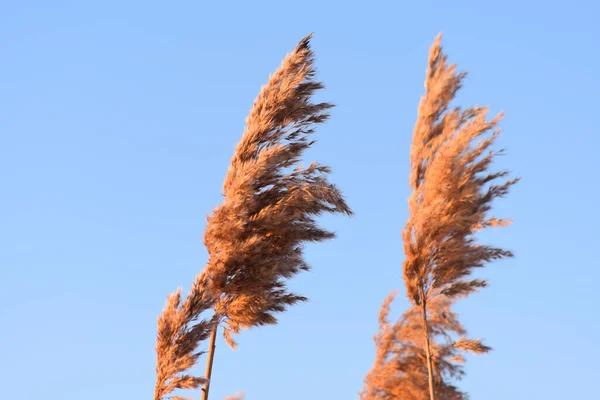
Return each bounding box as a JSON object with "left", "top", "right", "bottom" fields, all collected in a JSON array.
[
  {"left": 204, "top": 33, "right": 352, "bottom": 347},
  {"left": 400, "top": 33, "right": 517, "bottom": 400},
  {"left": 153, "top": 33, "right": 350, "bottom": 400},
  {"left": 154, "top": 271, "right": 217, "bottom": 400},
  {"left": 361, "top": 293, "right": 491, "bottom": 400},
  {"left": 403, "top": 33, "right": 518, "bottom": 307},
  {"left": 363, "top": 33, "right": 517, "bottom": 400}
]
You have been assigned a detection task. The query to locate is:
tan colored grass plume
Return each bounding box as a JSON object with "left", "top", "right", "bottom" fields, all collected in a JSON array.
[
  {"left": 204, "top": 33, "right": 351, "bottom": 347},
  {"left": 154, "top": 271, "right": 217, "bottom": 400},
  {"left": 153, "top": 33, "right": 350, "bottom": 400},
  {"left": 362, "top": 33, "right": 518, "bottom": 400}
]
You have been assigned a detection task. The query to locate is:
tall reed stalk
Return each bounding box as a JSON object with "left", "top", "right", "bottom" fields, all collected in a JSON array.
[
  {"left": 199, "top": 33, "right": 351, "bottom": 399},
  {"left": 362, "top": 33, "right": 518, "bottom": 400},
  {"left": 154, "top": 33, "right": 350, "bottom": 400}
]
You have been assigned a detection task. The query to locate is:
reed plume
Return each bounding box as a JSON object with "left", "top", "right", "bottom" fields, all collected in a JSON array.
[
  {"left": 154, "top": 34, "right": 349, "bottom": 400},
  {"left": 200, "top": 33, "right": 351, "bottom": 398},
  {"left": 364, "top": 33, "right": 517, "bottom": 400},
  {"left": 402, "top": 33, "right": 517, "bottom": 400},
  {"left": 361, "top": 293, "right": 490, "bottom": 400},
  {"left": 154, "top": 271, "right": 217, "bottom": 400},
  {"left": 203, "top": 33, "right": 351, "bottom": 344}
]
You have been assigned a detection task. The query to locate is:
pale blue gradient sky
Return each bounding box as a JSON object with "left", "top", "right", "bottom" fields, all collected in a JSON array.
[{"left": 1, "top": 1, "right": 598, "bottom": 399}]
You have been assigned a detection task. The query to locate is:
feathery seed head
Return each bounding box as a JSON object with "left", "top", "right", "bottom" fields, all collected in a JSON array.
[{"left": 203, "top": 34, "right": 351, "bottom": 347}]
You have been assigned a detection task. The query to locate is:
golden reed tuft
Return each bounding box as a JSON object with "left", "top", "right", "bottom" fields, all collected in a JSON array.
[
  {"left": 154, "top": 34, "right": 350, "bottom": 400},
  {"left": 362, "top": 33, "right": 518, "bottom": 400},
  {"left": 154, "top": 272, "right": 217, "bottom": 400},
  {"left": 362, "top": 293, "right": 471, "bottom": 400},
  {"left": 203, "top": 33, "right": 351, "bottom": 347}
]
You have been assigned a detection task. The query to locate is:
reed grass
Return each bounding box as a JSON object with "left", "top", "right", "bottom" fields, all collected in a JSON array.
[
  {"left": 154, "top": 33, "right": 350, "bottom": 400},
  {"left": 363, "top": 33, "right": 518, "bottom": 400},
  {"left": 203, "top": 33, "right": 351, "bottom": 348}
]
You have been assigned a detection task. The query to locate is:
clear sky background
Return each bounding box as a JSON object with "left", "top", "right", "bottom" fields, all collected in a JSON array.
[{"left": 1, "top": 1, "right": 598, "bottom": 399}]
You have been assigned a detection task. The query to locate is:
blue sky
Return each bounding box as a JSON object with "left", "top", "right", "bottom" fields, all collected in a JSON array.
[{"left": 1, "top": 1, "right": 598, "bottom": 399}]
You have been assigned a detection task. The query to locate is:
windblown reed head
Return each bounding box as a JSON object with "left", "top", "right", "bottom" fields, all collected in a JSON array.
[
  {"left": 402, "top": 33, "right": 518, "bottom": 306},
  {"left": 154, "top": 271, "right": 217, "bottom": 400},
  {"left": 203, "top": 33, "right": 352, "bottom": 347},
  {"left": 361, "top": 293, "right": 489, "bottom": 400},
  {"left": 363, "top": 33, "right": 516, "bottom": 400}
]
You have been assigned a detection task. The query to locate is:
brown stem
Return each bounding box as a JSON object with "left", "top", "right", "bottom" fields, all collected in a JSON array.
[
  {"left": 421, "top": 289, "right": 436, "bottom": 400},
  {"left": 201, "top": 325, "right": 218, "bottom": 400}
]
